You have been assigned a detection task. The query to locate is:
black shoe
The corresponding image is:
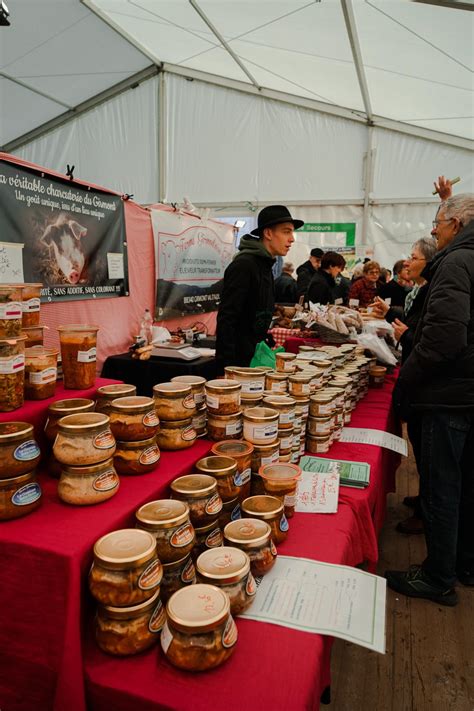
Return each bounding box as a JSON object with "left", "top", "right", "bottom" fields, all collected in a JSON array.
[
  {"left": 396, "top": 515, "right": 424, "bottom": 535},
  {"left": 385, "top": 565, "right": 458, "bottom": 606},
  {"left": 457, "top": 570, "right": 474, "bottom": 586},
  {"left": 402, "top": 495, "right": 418, "bottom": 509}
]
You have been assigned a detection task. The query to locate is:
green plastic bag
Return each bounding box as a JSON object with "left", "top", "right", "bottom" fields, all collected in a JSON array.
[{"left": 250, "top": 341, "right": 284, "bottom": 369}]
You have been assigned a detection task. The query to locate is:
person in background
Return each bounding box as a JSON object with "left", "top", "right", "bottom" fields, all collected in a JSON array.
[
  {"left": 306, "top": 252, "right": 346, "bottom": 305},
  {"left": 350, "top": 263, "right": 364, "bottom": 283},
  {"left": 333, "top": 271, "right": 351, "bottom": 305},
  {"left": 380, "top": 267, "right": 391, "bottom": 284},
  {"left": 347, "top": 260, "right": 381, "bottom": 308},
  {"left": 379, "top": 259, "right": 412, "bottom": 309},
  {"left": 216, "top": 205, "right": 303, "bottom": 367},
  {"left": 296, "top": 247, "right": 323, "bottom": 300},
  {"left": 274, "top": 261, "right": 298, "bottom": 304}
]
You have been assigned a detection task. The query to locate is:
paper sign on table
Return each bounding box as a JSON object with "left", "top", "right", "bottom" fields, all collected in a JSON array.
[
  {"left": 295, "top": 465, "right": 340, "bottom": 513},
  {"left": 339, "top": 428, "right": 408, "bottom": 456},
  {"left": 299, "top": 455, "right": 370, "bottom": 488},
  {"left": 241, "top": 555, "right": 386, "bottom": 654}
]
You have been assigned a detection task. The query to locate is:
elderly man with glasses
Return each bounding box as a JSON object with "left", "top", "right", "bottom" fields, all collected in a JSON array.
[{"left": 387, "top": 193, "right": 474, "bottom": 606}]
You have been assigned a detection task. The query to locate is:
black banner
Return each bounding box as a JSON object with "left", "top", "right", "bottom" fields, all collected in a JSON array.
[{"left": 0, "top": 159, "right": 128, "bottom": 301}]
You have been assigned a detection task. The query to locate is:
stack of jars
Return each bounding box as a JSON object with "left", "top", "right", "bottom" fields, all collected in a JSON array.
[
  {"left": 170, "top": 375, "right": 207, "bottom": 438},
  {"left": 261, "top": 395, "right": 296, "bottom": 464},
  {"left": 0, "top": 284, "right": 27, "bottom": 412},
  {"left": 109, "top": 396, "right": 161, "bottom": 475},
  {"left": 153, "top": 382, "right": 197, "bottom": 450},
  {"left": 224, "top": 366, "right": 265, "bottom": 413},
  {"left": 242, "top": 405, "right": 280, "bottom": 494},
  {"left": 95, "top": 383, "right": 137, "bottom": 415},
  {"left": 205, "top": 379, "right": 242, "bottom": 442},
  {"left": 44, "top": 397, "right": 95, "bottom": 477},
  {"left": 0, "top": 421, "right": 42, "bottom": 520},
  {"left": 54, "top": 412, "right": 119, "bottom": 505},
  {"left": 58, "top": 324, "right": 99, "bottom": 390},
  {"left": 195, "top": 455, "right": 245, "bottom": 531},
  {"left": 89, "top": 528, "right": 165, "bottom": 656}
]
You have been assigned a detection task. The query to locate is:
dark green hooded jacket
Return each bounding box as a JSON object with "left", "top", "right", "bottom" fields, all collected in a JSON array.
[{"left": 216, "top": 235, "right": 275, "bottom": 367}]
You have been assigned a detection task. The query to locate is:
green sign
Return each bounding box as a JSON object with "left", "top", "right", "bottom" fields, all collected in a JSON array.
[{"left": 299, "top": 222, "right": 356, "bottom": 247}]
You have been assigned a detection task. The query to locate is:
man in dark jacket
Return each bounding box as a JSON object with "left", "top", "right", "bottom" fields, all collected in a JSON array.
[
  {"left": 274, "top": 261, "right": 298, "bottom": 304},
  {"left": 387, "top": 194, "right": 474, "bottom": 606},
  {"left": 296, "top": 248, "right": 323, "bottom": 300},
  {"left": 216, "top": 205, "right": 303, "bottom": 367},
  {"left": 306, "top": 251, "right": 346, "bottom": 305}
]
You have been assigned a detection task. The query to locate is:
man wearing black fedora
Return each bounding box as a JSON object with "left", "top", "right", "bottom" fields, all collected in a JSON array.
[{"left": 216, "top": 205, "right": 304, "bottom": 367}]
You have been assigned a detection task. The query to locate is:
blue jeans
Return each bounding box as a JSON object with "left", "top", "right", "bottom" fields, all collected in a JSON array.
[{"left": 419, "top": 410, "right": 474, "bottom": 588}]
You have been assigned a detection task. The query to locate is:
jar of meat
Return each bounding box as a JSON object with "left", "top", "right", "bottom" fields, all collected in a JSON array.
[
  {"left": 135, "top": 499, "right": 195, "bottom": 563},
  {"left": 211, "top": 440, "right": 253, "bottom": 501},
  {"left": 24, "top": 346, "right": 58, "bottom": 400},
  {"left": 195, "top": 455, "right": 240, "bottom": 503},
  {"left": 192, "top": 519, "right": 224, "bottom": 562},
  {"left": 95, "top": 383, "right": 137, "bottom": 415},
  {"left": 21, "top": 283, "right": 42, "bottom": 327},
  {"left": 0, "top": 285, "right": 23, "bottom": 338},
  {"left": 109, "top": 396, "right": 159, "bottom": 441},
  {"left": 0, "top": 469, "right": 42, "bottom": 521},
  {"left": 58, "top": 324, "right": 99, "bottom": 389},
  {"left": 53, "top": 412, "right": 116, "bottom": 466},
  {"left": 170, "top": 474, "right": 223, "bottom": 527},
  {"left": 153, "top": 382, "right": 196, "bottom": 420},
  {"left": 196, "top": 546, "right": 255, "bottom": 615},
  {"left": 160, "top": 553, "right": 196, "bottom": 604},
  {"left": 241, "top": 495, "right": 289, "bottom": 545},
  {"left": 44, "top": 398, "right": 95, "bottom": 442},
  {"left": 0, "top": 334, "right": 27, "bottom": 411},
  {"left": 224, "top": 518, "right": 276, "bottom": 576},
  {"left": 113, "top": 436, "right": 160, "bottom": 475},
  {"left": 0, "top": 422, "right": 41, "bottom": 479},
  {"left": 58, "top": 458, "right": 119, "bottom": 505}
]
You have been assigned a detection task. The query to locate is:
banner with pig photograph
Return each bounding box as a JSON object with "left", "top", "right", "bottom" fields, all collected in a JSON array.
[
  {"left": 0, "top": 159, "right": 128, "bottom": 301},
  {"left": 151, "top": 208, "right": 236, "bottom": 319}
]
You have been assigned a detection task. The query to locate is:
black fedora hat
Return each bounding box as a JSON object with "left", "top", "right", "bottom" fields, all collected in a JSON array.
[{"left": 251, "top": 205, "right": 304, "bottom": 236}]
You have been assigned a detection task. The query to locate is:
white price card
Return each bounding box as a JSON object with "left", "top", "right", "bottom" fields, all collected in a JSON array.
[
  {"left": 107, "top": 252, "right": 124, "bottom": 279},
  {"left": 339, "top": 428, "right": 408, "bottom": 456},
  {"left": 0, "top": 242, "right": 24, "bottom": 282},
  {"left": 242, "top": 556, "right": 386, "bottom": 654},
  {"left": 295, "top": 466, "right": 340, "bottom": 513}
]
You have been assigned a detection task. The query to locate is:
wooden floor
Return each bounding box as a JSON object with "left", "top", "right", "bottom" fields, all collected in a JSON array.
[{"left": 329, "top": 434, "right": 474, "bottom": 711}]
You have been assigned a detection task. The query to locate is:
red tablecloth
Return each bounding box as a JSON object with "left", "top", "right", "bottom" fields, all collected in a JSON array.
[
  {"left": 283, "top": 336, "right": 321, "bottom": 353},
  {"left": 0, "top": 375, "right": 399, "bottom": 711}
]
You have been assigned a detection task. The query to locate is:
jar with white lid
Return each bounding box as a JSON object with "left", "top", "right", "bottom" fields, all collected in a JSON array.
[
  {"left": 261, "top": 395, "right": 296, "bottom": 429},
  {"left": 224, "top": 518, "right": 276, "bottom": 576},
  {"left": 53, "top": 412, "right": 116, "bottom": 466},
  {"left": 161, "top": 584, "right": 238, "bottom": 671},
  {"left": 241, "top": 494, "right": 289, "bottom": 544},
  {"left": 109, "top": 396, "right": 160, "bottom": 441},
  {"left": 205, "top": 379, "right": 241, "bottom": 415},
  {"left": 170, "top": 375, "right": 206, "bottom": 407},
  {"left": 206, "top": 411, "right": 242, "bottom": 442},
  {"left": 170, "top": 473, "right": 223, "bottom": 527},
  {"left": 243, "top": 407, "right": 279, "bottom": 446},
  {"left": 224, "top": 367, "right": 265, "bottom": 399},
  {"left": 153, "top": 382, "right": 196, "bottom": 420},
  {"left": 160, "top": 553, "right": 196, "bottom": 604},
  {"left": 265, "top": 371, "right": 288, "bottom": 393},
  {"left": 58, "top": 457, "right": 119, "bottom": 505},
  {"left": 89, "top": 528, "right": 163, "bottom": 607},
  {"left": 136, "top": 499, "right": 195, "bottom": 563},
  {"left": 196, "top": 455, "right": 241, "bottom": 503},
  {"left": 196, "top": 546, "right": 256, "bottom": 615}
]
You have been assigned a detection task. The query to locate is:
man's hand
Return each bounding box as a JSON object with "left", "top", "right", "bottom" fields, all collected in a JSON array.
[
  {"left": 433, "top": 175, "right": 453, "bottom": 201},
  {"left": 393, "top": 318, "right": 409, "bottom": 342},
  {"left": 370, "top": 296, "right": 390, "bottom": 317}
]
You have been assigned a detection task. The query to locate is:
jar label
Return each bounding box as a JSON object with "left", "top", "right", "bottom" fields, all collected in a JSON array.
[
  {"left": 205, "top": 492, "right": 223, "bottom": 515},
  {"left": 269, "top": 381, "right": 286, "bottom": 392},
  {"left": 194, "top": 392, "right": 205, "bottom": 405},
  {"left": 270, "top": 540, "right": 277, "bottom": 556},
  {"left": 261, "top": 450, "right": 279, "bottom": 465},
  {"left": 240, "top": 467, "right": 251, "bottom": 485},
  {"left": 143, "top": 410, "right": 159, "bottom": 427},
  {"left": 241, "top": 380, "right": 264, "bottom": 394},
  {"left": 29, "top": 367, "right": 57, "bottom": 385},
  {"left": 11, "top": 482, "right": 41, "bottom": 506},
  {"left": 206, "top": 526, "right": 223, "bottom": 548},
  {"left": 139, "top": 445, "right": 160, "bottom": 466},
  {"left": 170, "top": 522, "right": 195, "bottom": 548},
  {"left": 23, "top": 297, "right": 40, "bottom": 313},
  {"left": 183, "top": 393, "right": 196, "bottom": 409},
  {"left": 251, "top": 423, "right": 278, "bottom": 440},
  {"left": 0, "top": 354, "right": 25, "bottom": 374},
  {"left": 291, "top": 451, "right": 300, "bottom": 463},
  {"left": 192, "top": 412, "right": 207, "bottom": 428},
  {"left": 77, "top": 347, "right": 97, "bottom": 363},
  {"left": 138, "top": 559, "right": 162, "bottom": 590},
  {"left": 222, "top": 616, "right": 238, "bottom": 649},
  {"left": 0, "top": 302, "right": 22, "bottom": 319},
  {"left": 279, "top": 435, "right": 292, "bottom": 450},
  {"left": 231, "top": 503, "right": 241, "bottom": 521},
  {"left": 93, "top": 469, "right": 119, "bottom": 492},
  {"left": 284, "top": 493, "right": 296, "bottom": 508},
  {"left": 246, "top": 573, "right": 257, "bottom": 596},
  {"left": 283, "top": 362, "right": 294, "bottom": 372},
  {"left": 279, "top": 514, "right": 289, "bottom": 532},
  {"left": 181, "top": 425, "right": 197, "bottom": 442},
  {"left": 181, "top": 556, "right": 196, "bottom": 583},
  {"left": 314, "top": 421, "right": 332, "bottom": 434},
  {"left": 279, "top": 411, "right": 295, "bottom": 424},
  {"left": 160, "top": 621, "right": 173, "bottom": 653},
  {"left": 148, "top": 599, "right": 166, "bottom": 633},
  {"left": 14, "top": 439, "right": 40, "bottom": 461},
  {"left": 94, "top": 430, "right": 115, "bottom": 449},
  {"left": 205, "top": 393, "right": 219, "bottom": 410},
  {"left": 226, "top": 420, "right": 242, "bottom": 436}
]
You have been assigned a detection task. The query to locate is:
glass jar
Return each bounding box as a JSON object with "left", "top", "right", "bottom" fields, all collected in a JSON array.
[
  {"left": 136, "top": 499, "right": 195, "bottom": 563},
  {"left": 0, "top": 469, "right": 42, "bottom": 520},
  {"left": 0, "top": 422, "right": 41, "bottom": 479},
  {"left": 24, "top": 346, "right": 58, "bottom": 400},
  {"left": 224, "top": 367, "right": 265, "bottom": 399},
  {"left": 192, "top": 519, "right": 224, "bottom": 561},
  {"left": 89, "top": 528, "right": 162, "bottom": 607},
  {"left": 205, "top": 379, "right": 241, "bottom": 415},
  {"left": 243, "top": 407, "right": 279, "bottom": 446},
  {"left": 95, "top": 383, "right": 137, "bottom": 415},
  {"left": 21, "top": 283, "right": 42, "bottom": 327},
  {"left": 261, "top": 395, "right": 296, "bottom": 429},
  {"left": 218, "top": 496, "right": 241, "bottom": 529},
  {"left": 95, "top": 589, "right": 165, "bottom": 656},
  {"left": 196, "top": 546, "right": 255, "bottom": 615},
  {"left": 58, "top": 457, "right": 119, "bottom": 505},
  {"left": 156, "top": 418, "right": 196, "bottom": 451},
  {"left": 109, "top": 396, "right": 159, "bottom": 441},
  {"left": 161, "top": 584, "right": 237, "bottom": 671},
  {"left": 0, "top": 334, "right": 27, "bottom": 411},
  {"left": 288, "top": 373, "right": 312, "bottom": 397},
  {"left": 306, "top": 433, "right": 331, "bottom": 454},
  {"left": 192, "top": 408, "right": 207, "bottom": 437},
  {"left": 251, "top": 440, "right": 280, "bottom": 473},
  {"left": 265, "top": 371, "right": 288, "bottom": 393},
  {"left": 224, "top": 518, "right": 276, "bottom": 576},
  {"left": 21, "top": 325, "right": 46, "bottom": 347},
  {"left": 160, "top": 553, "right": 196, "bottom": 604},
  {"left": 307, "top": 415, "right": 335, "bottom": 437},
  {"left": 241, "top": 495, "right": 289, "bottom": 545},
  {"left": 309, "top": 391, "right": 336, "bottom": 417},
  {"left": 44, "top": 398, "right": 95, "bottom": 442},
  {"left": 250, "top": 472, "right": 266, "bottom": 497},
  {"left": 206, "top": 411, "right": 242, "bottom": 442},
  {"left": 0, "top": 284, "right": 23, "bottom": 338},
  {"left": 369, "top": 365, "right": 387, "bottom": 388},
  {"left": 259, "top": 462, "right": 302, "bottom": 518},
  {"left": 195, "top": 455, "right": 240, "bottom": 503},
  {"left": 53, "top": 412, "right": 116, "bottom": 466},
  {"left": 170, "top": 375, "right": 206, "bottom": 408},
  {"left": 58, "top": 324, "right": 99, "bottom": 389},
  {"left": 153, "top": 382, "right": 197, "bottom": 420},
  {"left": 170, "top": 474, "right": 223, "bottom": 527},
  {"left": 113, "top": 436, "right": 160, "bottom": 475},
  {"left": 275, "top": 352, "right": 297, "bottom": 373},
  {"left": 240, "top": 395, "right": 263, "bottom": 414},
  {"left": 278, "top": 427, "right": 294, "bottom": 456},
  {"left": 211, "top": 440, "right": 253, "bottom": 501}
]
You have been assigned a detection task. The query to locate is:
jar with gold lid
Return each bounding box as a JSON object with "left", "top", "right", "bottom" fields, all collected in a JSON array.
[
  {"left": 224, "top": 518, "right": 276, "bottom": 576},
  {"left": 211, "top": 440, "right": 253, "bottom": 501},
  {"left": 161, "top": 584, "right": 237, "bottom": 671},
  {"left": 156, "top": 418, "right": 196, "bottom": 451},
  {"left": 89, "top": 528, "right": 162, "bottom": 607},
  {"left": 95, "top": 383, "right": 137, "bottom": 415},
  {"left": 192, "top": 408, "right": 207, "bottom": 438},
  {"left": 195, "top": 455, "right": 240, "bottom": 503},
  {"left": 307, "top": 415, "right": 335, "bottom": 437},
  {"left": 196, "top": 546, "right": 255, "bottom": 615},
  {"left": 53, "top": 412, "right": 116, "bottom": 466},
  {"left": 278, "top": 427, "right": 294, "bottom": 456},
  {"left": 205, "top": 379, "right": 241, "bottom": 415},
  {"left": 170, "top": 375, "right": 206, "bottom": 407},
  {"left": 265, "top": 371, "right": 288, "bottom": 393},
  {"left": 95, "top": 588, "right": 166, "bottom": 656},
  {"left": 224, "top": 367, "right": 265, "bottom": 399},
  {"left": 153, "top": 382, "right": 197, "bottom": 420},
  {"left": 109, "top": 396, "right": 159, "bottom": 441},
  {"left": 135, "top": 499, "right": 195, "bottom": 563},
  {"left": 259, "top": 462, "right": 301, "bottom": 518},
  {"left": 243, "top": 407, "right": 279, "bottom": 446},
  {"left": 261, "top": 395, "right": 296, "bottom": 429},
  {"left": 309, "top": 391, "right": 336, "bottom": 417},
  {"left": 0, "top": 469, "right": 42, "bottom": 520},
  {"left": 288, "top": 373, "right": 312, "bottom": 397},
  {"left": 24, "top": 346, "right": 58, "bottom": 400},
  {"left": 114, "top": 436, "right": 160, "bottom": 475},
  {"left": 275, "top": 352, "right": 297, "bottom": 373},
  {"left": 0, "top": 422, "right": 41, "bottom": 479},
  {"left": 192, "top": 519, "right": 224, "bottom": 562},
  {"left": 170, "top": 473, "right": 223, "bottom": 527},
  {"left": 44, "top": 398, "right": 95, "bottom": 442},
  {"left": 58, "top": 457, "right": 119, "bottom": 505},
  {"left": 306, "top": 433, "right": 331, "bottom": 454},
  {"left": 160, "top": 553, "right": 196, "bottom": 604},
  {"left": 206, "top": 411, "right": 242, "bottom": 442},
  {"left": 241, "top": 494, "right": 289, "bottom": 544}
]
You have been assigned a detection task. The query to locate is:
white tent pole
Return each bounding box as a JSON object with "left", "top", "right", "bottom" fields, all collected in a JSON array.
[
  {"left": 158, "top": 73, "right": 167, "bottom": 203},
  {"left": 340, "top": 0, "right": 373, "bottom": 121},
  {"left": 361, "top": 125, "right": 375, "bottom": 250}
]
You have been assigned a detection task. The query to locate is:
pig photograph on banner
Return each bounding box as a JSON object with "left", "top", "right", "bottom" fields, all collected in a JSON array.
[
  {"left": 0, "top": 158, "right": 128, "bottom": 302},
  {"left": 151, "top": 209, "right": 236, "bottom": 319}
]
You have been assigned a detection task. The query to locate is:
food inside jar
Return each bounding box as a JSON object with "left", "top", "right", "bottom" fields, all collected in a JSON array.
[
  {"left": 59, "top": 329, "right": 97, "bottom": 389},
  {"left": 0, "top": 287, "right": 23, "bottom": 338},
  {"left": 58, "top": 460, "right": 119, "bottom": 505},
  {"left": 0, "top": 471, "right": 42, "bottom": 520},
  {"left": 0, "top": 423, "right": 41, "bottom": 479},
  {"left": 89, "top": 559, "right": 161, "bottom": 607},
  {"left": 160, "top": 554, "right": 196, "bottom": 604},
  {"left": 113, "top": 438, "right": 160, "bottom": 475},
  {"left": 163, "top": 618, "right": 236, "bottom": 671},
  {"left": 247, "top": 542, "right": 276, "bottom": 576},
  {"left": 95, "top": 594, "right": 165, "bottom": 656}
]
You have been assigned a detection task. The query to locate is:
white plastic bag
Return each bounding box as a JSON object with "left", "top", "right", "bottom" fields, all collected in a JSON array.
[{"left": 356, "top": 332, "right": 398, "bottom": 366}]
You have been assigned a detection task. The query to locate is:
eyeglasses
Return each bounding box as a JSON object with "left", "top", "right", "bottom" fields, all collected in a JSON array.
[
  {"left": 432, "top": 218, "right": 453, "bottom": 228},
  {"left": 408, "top": 256, "right": 426, "bottom": 261},
  {"left": 366, "top": 269, "right": 380, "bottom": 275}
]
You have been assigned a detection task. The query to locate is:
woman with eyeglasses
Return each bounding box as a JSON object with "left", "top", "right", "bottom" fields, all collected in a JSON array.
[{"left": 347, "top": 260, "right": 381, "bottom": 308}]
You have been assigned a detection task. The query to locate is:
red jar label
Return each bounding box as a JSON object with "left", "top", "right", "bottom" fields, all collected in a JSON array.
[
  {"left": 270, "top": 540, "right": 277, "bottom": 556},
  {"left": 170, "top": 522, "right": 194, "bottom": 548},
  {"left": 94, "top": 430, "right": 115, "bottom": 450},
  {"left": 205, "top": 492, "right": 223, "bottom": 515},
  {"left": 139, "top": 445, "right": 160, "bottom": 466},
  {"left": 143, "top": 410, "right": 159, "bottom": 427},
  {"left": 93, "top": 469, "right": 119, "bottom": 492},
  {"left": 205, "top": 526, "right": 223, "bottom": 548},
  {"left": 148, "top": 599, "right": 166, "bottom": 633},
  {"left": 138, "top": 559, "right": 162, "bottom": 590},
  {"left": 181, "top": 425, "right": 197, "bottom": 442},
  {"left": 222, "top": 616, "right": 238, "bottom": 649},
  {"left": 183, "top": 393, "right": 196, "bottom": 409},
  {"left": 246, "top": 573, "right": 256, "bottom": 596},
  {"left": 180, "top": 556, "right": 196, "bottom": 584}
]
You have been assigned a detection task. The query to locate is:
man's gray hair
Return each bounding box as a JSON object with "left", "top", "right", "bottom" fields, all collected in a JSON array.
[
  {"left": 413, "top": 236, "right": 437, "bottom": 262},
  {"left": 441, "top": 193, "right": 474, "bottom": 226}
]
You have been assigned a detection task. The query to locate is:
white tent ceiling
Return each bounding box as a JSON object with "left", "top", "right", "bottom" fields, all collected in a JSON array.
[{"left": 0, "top": 0, "right": 473, "bottom": 150}]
